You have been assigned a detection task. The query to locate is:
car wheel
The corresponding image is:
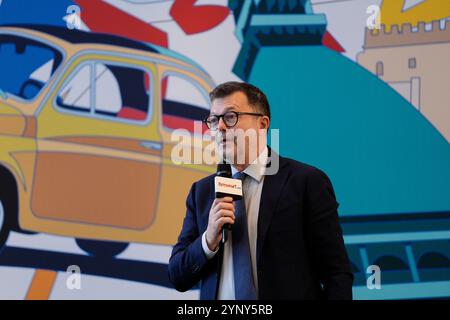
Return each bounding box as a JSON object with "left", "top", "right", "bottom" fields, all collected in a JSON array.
[
  {"left": 75, "top": 238, "right": 129, "bottom": 258},
  {"left": 0, "top": 197, "right": 11, "bottom": 249}
]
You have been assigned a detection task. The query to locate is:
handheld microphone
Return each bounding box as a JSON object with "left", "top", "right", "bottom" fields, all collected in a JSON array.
[{"left": 215, "top": 162, "right": 243, "bottom": 243}]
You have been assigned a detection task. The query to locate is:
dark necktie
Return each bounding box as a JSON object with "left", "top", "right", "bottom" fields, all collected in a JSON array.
[{"left": 232, "top": 171, "right": 257, "bottom": 300}]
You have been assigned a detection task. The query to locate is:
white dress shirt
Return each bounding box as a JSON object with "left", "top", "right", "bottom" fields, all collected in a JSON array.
[{"left": 201, "top": 146, "right": 268, "bottom": 300}]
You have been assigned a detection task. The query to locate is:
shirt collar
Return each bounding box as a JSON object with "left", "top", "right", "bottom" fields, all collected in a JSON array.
[{"left": 231, "top": 146, "right": 268, "bottom": 183}]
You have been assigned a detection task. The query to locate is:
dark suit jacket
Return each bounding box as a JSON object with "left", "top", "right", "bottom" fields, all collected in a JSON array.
[{"left": 168, "top": 153, "right": 353, "bottom": 300}]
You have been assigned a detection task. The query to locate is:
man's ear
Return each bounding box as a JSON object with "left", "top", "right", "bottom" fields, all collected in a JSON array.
[{"left": 260, "top": 116, "right": 270, "bottom": 130}]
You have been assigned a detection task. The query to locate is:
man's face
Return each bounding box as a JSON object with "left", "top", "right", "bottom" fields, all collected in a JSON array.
[{"left": 210, "top": 91, "right": 269, "bottom": 166}]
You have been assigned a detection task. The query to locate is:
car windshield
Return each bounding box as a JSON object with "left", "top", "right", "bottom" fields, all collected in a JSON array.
[{"left": 0, "top": 34, "right": 63, "bottom": 100}]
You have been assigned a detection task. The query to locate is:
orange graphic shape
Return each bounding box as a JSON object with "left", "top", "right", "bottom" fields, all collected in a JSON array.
[
  {"left": 25, "top": 269, "right": 57, "bottom": 300},
  {"left": 381, "top": 0, "right": 450, "bottom": 32}
]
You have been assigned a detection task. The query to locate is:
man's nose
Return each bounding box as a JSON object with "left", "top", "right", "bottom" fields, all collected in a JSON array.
[{"left": 217, "top": 117, "right": 227, "bottom": 132}]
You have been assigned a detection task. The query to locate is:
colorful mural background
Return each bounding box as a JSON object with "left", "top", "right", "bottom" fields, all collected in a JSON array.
[{"left": 0, "top": 0, "right": 449, "bottom": 299}]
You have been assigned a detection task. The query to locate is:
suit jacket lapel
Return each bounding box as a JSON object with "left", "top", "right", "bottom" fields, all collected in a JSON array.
[{"left": 256, "top": 152, "right": 289, "bottom": 267}]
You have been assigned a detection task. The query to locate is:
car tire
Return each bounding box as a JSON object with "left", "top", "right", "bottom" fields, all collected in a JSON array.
[
  {"left": 75, "top": 238, "right": 129, "bottom": 258},
  {"left": 0, "top": 195, "right": 12, "bottom": 250}
]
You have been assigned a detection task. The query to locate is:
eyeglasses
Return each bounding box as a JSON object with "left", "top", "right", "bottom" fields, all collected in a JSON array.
[{"left": 203, "top": 111, "right": 263, "bottom": 130}]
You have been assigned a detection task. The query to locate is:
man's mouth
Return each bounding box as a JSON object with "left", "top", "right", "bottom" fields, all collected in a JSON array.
[
  {"left": 221, "top": 138, "right": 233, "bottom": 145},
  {"left": 218, "top": 135, "right": 235, "bottom": 145}
]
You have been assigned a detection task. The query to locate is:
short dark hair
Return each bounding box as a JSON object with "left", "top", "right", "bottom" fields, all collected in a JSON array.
[{"left": 209, "top": 81, "right": 271, "bottom": 119}]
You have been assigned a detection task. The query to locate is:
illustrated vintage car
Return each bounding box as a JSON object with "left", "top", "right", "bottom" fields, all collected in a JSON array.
[{"left": 0, "top": 24, "right": 215, "bottom": 256}]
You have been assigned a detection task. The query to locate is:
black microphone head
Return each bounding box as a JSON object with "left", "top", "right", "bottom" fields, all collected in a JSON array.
[{"left": 217, "top": 162, "right": 232, "bottom": 178}]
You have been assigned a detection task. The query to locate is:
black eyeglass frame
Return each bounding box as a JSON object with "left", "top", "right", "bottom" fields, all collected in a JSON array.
[{"left": 203, "top": 111, "right": 264, "bottom": 130}]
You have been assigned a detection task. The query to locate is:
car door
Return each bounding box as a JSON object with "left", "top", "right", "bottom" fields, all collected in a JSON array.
[
  {"left": 31, "top": 53, "right": 162, "bottom": 231},
  {"left": 153, "top": 66, "right": 217, "bottom": 242}
]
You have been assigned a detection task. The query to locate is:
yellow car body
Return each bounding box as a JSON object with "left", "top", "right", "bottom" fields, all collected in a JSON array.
[{"left": 0, "top": 25, "right": 215, "bottom": 246}]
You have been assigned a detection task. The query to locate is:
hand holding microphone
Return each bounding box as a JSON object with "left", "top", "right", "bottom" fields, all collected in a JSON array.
[
  {"left": 205, "top": 163, "right": 243, "bottom": 251},
  {"left": 205, "top": 197, "right": 235, "bottom": 251}
]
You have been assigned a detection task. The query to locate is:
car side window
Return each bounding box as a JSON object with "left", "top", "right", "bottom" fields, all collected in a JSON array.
[
  {"left": 94, "top": 63, "right": 150, "bottom": 121},
  {"left": 56, "top": 63, "right": 92, "bottom": 112},
  {"left": 0, "top": 34, "right": 63, "bottom": 101},
  {"left": 161, "top": 73, "right": 209, "bottom": 132},
  {"left": 56, "top": 61, "right": 151, "bottom": 122}
]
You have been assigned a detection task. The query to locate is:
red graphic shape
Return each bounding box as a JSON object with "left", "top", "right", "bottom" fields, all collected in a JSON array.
[
  {"left": 74, "top": 0, "right": 168, "bottom": 47},
  {"left": 323, "top": 31, "right": 345, "bottom": 53},
  {"left": 170, "top": 0, "right": 230, "bottom": 35},
  {"left": 118, "top": 107, "right": 147, "bottom": 121},
  {"left": 163, "top": 115, "right": 208, "bottom": 134}
]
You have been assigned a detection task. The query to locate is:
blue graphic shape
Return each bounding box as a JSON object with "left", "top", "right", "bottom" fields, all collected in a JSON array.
[
  {"left": 252, "top": 46, "right": 450, "bottom": 216},
  {"left": 0, "top": 0, "right": 75, "bottom": 27}
]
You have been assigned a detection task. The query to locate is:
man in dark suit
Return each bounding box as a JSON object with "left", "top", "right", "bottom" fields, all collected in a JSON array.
[{"left": 168, "top": 82, "right": 353, "bottom": 300}]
